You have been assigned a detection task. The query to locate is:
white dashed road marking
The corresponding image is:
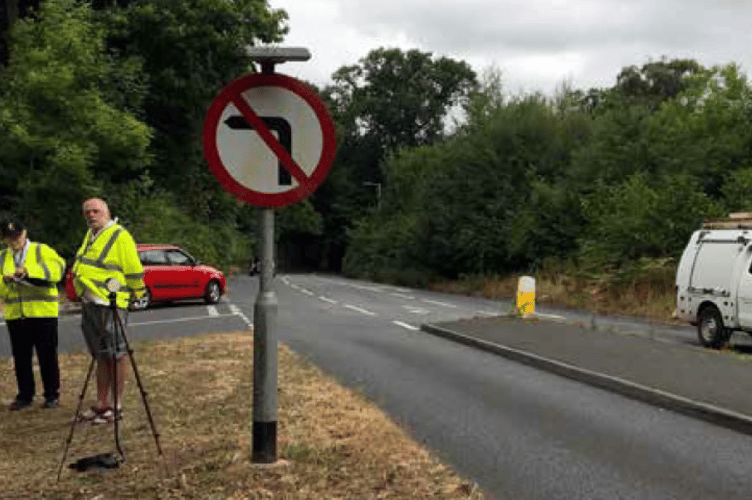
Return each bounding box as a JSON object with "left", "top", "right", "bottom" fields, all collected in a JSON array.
[
  {"left": 393, "top": 321, "right": 419, "bottom": 331},
  {"left": 536, "top": 313, "right": 566, "bottom": 320},
  {"left": 207, "top": 305, "right": 219, "bottom": 316},
  {"left": 402, "top": 305, "right": 430, "bottom": 314},
  {"left": 475, "top": 310, "right": 499, "bottom": 316},
  {"left": 349, "top": 284, "right": 384, "bottom": 292},
  {"left": 129, "top": 314, "right": 238, "bottom": 327},
  {"left": 319, "top": 296, "right": 338, "bottom": 304},
  {"left": 229, "top": 303, "right": 253, "bottom": 328},
  {"left": 344, "top": 304, "right": 377, "bottom": 316},
  {"left": 421, "top": 299, "right": 458, "bottom": 308}
]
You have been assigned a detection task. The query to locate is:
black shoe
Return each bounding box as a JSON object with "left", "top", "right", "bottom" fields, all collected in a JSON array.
[
  {"left": 42, "top": 398, "right": 59, "bottom": 409},
  {"left": 8, "top": 399, "right": 32, "bottom": 411}
]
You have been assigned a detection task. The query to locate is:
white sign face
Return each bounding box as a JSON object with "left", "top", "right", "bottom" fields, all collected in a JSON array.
[
  {"left": 216, "top": 86, "right": 323, "bottom": 193},
  {"left": 203, "top": 73, "right": 336, "bottom": 208}
]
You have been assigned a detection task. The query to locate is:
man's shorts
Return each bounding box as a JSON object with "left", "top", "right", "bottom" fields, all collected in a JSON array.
[{"left": 81, "top": 302, "right": 128, "bottom": 360}]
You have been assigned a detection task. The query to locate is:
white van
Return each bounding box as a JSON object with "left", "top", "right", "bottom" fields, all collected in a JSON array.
[{"left": 676, "top": 214, "right": 752, "bottom": 348}]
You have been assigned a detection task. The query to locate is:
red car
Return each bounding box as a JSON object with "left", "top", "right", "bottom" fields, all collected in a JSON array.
[{"left": 65, "top": 243, "right": 226, "bottom": 310}]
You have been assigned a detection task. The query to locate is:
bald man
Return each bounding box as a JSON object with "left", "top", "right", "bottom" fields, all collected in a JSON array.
[{"left": 71, "top": 198, "right": 145, "bottom": 425}]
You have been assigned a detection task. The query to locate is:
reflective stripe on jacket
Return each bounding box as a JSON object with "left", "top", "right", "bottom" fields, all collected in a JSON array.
[
  {"left": 0, "top": 242, "right": 65, "bottom": 320},
  {"left": 72, "top": 224, "right": 145, "bottom": 309}
]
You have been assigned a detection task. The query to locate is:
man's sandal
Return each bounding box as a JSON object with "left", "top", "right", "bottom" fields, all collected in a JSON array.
[
  {"left": 77, "top": 406, "right": 122, "bottom": 424},
  {"left": 76, "top": 406, "right": 104, "bottom": 422},
  {"left": 91, "top": 407, "right": 122, "bottom": 426}
]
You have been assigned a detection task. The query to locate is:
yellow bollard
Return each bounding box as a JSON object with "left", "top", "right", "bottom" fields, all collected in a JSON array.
[{"left": 516, "top": 276, "right": 535, "bottom": 318}]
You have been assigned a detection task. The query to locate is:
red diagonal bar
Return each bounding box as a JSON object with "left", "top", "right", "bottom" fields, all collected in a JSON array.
[{"left": 230, "top": 94, "right": 309, "bottom": 184}]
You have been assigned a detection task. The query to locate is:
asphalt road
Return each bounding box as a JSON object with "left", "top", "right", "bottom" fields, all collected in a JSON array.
[
  {"left": 253, "top": 274, "right": 752, "bottom": 500},
  {"left": 3, "top": 274, "right": 752, "bottom": 499},
  {"left": 0, "top": 298, "right": 251, "bottom": 358}
]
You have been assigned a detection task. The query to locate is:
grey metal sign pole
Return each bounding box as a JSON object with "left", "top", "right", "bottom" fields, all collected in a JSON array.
[
  {"left": 253, "top": 206, "right": 277, "bottom": 463},
  {"left": 247, "top": 47, "right": 311, "bottom": 464}
]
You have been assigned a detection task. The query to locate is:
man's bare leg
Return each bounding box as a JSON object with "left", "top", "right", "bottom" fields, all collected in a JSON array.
[{"left": 96, "top": 357, "right": 126, "bottom": 409}]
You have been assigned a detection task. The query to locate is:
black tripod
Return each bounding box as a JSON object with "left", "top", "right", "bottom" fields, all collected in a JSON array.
[{"left": 57, "top": 287, "right": 163, "bottom": 480}]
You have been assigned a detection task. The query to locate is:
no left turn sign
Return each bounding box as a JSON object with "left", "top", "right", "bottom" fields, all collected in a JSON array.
[{"left": 203, "top": 73, "right": 336, "bottom": 207}]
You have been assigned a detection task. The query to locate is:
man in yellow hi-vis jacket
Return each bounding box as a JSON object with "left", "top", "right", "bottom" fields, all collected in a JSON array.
[
  {"left": 0, "top": 218, "right": 66, "bottom": 410},
  {"left": 71, "top": 198, "right": 145, "bottom": 425}
]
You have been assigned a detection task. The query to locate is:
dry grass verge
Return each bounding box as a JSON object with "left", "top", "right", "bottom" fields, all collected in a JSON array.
[
  {"left": 430, "top": 270, "right": 678, "bottom": 323},
  {"left": 0, "top": 332, "right": 483, "bottom": 499}
]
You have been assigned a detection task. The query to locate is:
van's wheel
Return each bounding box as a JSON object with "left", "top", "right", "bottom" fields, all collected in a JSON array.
[
  {"left": 697, "top": 306, "right": 729, "bottom": 349},
  {"left": 204, "top": 280, "right": 221, "bottom": 304}
]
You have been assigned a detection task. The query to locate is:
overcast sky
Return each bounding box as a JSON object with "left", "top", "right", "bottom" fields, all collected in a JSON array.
[{"left": 265, "top": 0, "right": 752, "bottom": 96}]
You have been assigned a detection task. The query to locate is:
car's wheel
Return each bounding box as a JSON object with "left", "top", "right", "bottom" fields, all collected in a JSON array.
[
  {"left": 204, "top": 280, "right": 221, "bottom": 304},
  {"left": 697, "top": 305, "right": 729, "bottom": 349},
  {"left": 130, "top": 288, "right": 151, "bottom": 311}
]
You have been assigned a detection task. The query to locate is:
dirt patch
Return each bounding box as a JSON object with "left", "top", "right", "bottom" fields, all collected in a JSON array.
[{"left": 0, "top": 332, "right": 484, "bottom": 499}]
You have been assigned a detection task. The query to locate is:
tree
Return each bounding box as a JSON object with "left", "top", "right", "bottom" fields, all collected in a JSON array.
[
  {"left": 600, "top": 58, "right": 703, "bottom": 112},
  {"left": 648, "top": 63, "right": 752, "bottom": 198},
  {"left": 325, "top": 47, "right": 477, "bottom": 182},
  {"left": 318, "top": 47, "right": 477, "bottom": 271},
  {"left": 102, "top": 0, "right": 288, "bottom": 220},
  {"left": 345, "top": 86, "right": 592, "bottom": 278},
  {"left": 1, "top": 0, "right": 42, "bottom": 67},
  {"left": 568, "top": 104, "right": 653, "bottom": 191},
  {"left": 579, "top": 173, "right": 723, "bottom": 266},
  {"left": 0, "top": 0, "right": 151, "bottom": 253}
]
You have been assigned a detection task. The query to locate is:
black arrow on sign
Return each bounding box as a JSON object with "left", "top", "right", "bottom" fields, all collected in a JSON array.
[{"left": 225, "top": 115, "right": 292, "bottom": 186}]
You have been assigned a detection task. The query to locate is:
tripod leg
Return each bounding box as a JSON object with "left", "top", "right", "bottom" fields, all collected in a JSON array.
[
  {"left": 112, "top": 355, "right": 125, "bottom": 461},
  {"left": 106, "top": 306, "right": 126, "bottom": 463},
  {"left": 56, "top": 356, "right": 96, "bottom": 482},
  {"left": 113, "top": 309, "right": 163, "bottom": 457}
]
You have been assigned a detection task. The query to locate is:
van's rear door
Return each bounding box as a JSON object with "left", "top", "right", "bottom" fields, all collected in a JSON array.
[
  {"left": 690, "top": 239, "right": 743, "bottom": 295},
  {"left": 735, "top": 245, "right": 752, "bottom": 328}
]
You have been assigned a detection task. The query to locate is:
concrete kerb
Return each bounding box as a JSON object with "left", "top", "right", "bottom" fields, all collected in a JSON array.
[{"left": 420, "top": 322, "right": 752, "bottom": 437}]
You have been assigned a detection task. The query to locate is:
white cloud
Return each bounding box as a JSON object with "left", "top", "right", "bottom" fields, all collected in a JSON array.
[{"left": 267, "top": 0, "right": 752, "bottom": 95}]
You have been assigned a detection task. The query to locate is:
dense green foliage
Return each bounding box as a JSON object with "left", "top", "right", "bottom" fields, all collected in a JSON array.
[
  {"left": 343, "top": 60, "right": 752, "bottom": 280},
  {"left": 0, "top": 0, "right": 151, "bottom": 254},
  {"left": 0, "top": 0, "right": 287, "bottom": 267},
  {"left": 2, "top": 1, "right": 751, "bottom": 282},
  {"left": 316, "top": 48, "right": 478, "bottom": 270}
]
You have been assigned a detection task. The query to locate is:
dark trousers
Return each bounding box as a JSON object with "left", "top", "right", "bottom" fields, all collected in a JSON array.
[{"left": 7, "top": 317, "right": 60, "bottom": 402}]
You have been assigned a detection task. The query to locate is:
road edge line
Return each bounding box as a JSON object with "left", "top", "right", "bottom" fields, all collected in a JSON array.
[{"left": 420, "top": 322, "right": 752, "bottom": 437}]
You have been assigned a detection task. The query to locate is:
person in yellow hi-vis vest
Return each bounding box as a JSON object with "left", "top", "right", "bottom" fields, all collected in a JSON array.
[
  {"left": 70, "top": 198, "right": 145, "bottom": 425},
  {"left": 0, "top": 218, "right": 66, "bottom": 410}
]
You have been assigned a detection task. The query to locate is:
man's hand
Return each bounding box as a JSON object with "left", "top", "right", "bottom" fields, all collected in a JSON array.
[
  {"left": 14, "top": 266, "right": 27, "bottom": 279},
  {"left": 3, "top": 267, "right": 26, "bottom": 283}
]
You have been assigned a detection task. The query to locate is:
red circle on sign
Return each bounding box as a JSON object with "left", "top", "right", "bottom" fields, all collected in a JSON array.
[{"left": 202, "top": 73, "right": 336, "bottom": 208}]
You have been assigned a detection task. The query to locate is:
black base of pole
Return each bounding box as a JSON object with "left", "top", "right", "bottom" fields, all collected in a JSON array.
[{"left": 252, "top": 421, "right": 277, "bottom": 463}]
